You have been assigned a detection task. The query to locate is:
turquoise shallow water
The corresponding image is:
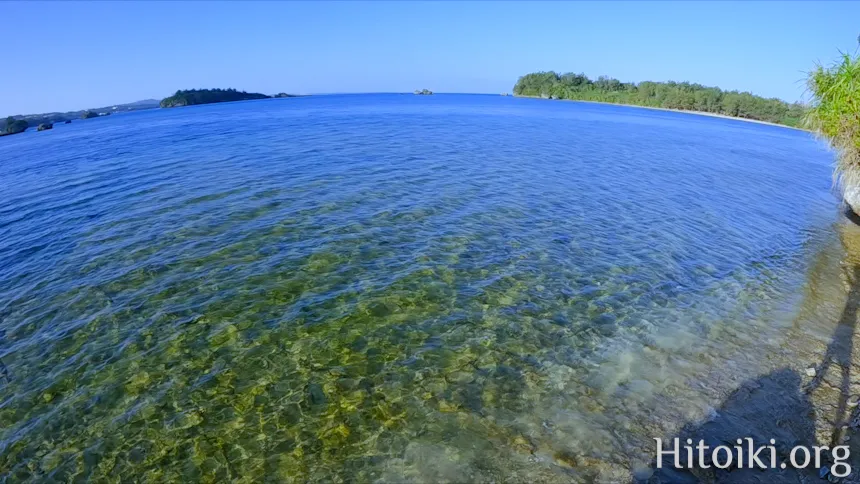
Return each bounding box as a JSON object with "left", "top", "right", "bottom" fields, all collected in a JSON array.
[{"left": 0, "top": 94, "right": 840, "bottom": 481}]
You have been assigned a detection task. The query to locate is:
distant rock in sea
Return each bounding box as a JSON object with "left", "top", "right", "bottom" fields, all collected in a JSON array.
[
  {"left": 37, "top": 123, "right": 53, "bottom": 131},
  {"left": 414, "top": 89, "right": 433, "bottom": 95}
]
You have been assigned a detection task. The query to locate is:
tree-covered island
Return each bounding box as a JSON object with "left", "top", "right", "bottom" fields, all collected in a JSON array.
[
  {"left": 160, "top": 89, "right": 271, "bottom": 108},
  {"left": 1, "top": 117, "right": 28, "bottom": 136},
  {"left": 513, "top": 71, "right": 806, "bottom": 127}
]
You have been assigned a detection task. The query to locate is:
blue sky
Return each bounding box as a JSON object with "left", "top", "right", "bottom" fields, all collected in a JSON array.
[{"left": 2, "top": 1, "right": 858, "bottom": 114}]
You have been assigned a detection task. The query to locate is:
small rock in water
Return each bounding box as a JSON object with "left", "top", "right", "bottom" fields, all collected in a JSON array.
[
  {"left": 594, "top": 313, "right": 617, "bottom": 326},
  {"left": 553, "top": 449, "right": 577, "bottom": 468},
  {"left": 307, "top": 383, "right": 327, "bottom": 406},
  {"left": 632, "top": 465, "right": 655, "bottom": 481},
  {"left": 806, "top": 367, "right": 816, "bottom": 377},
  {"left": 550, "top": 313, "right": 570, "bottom": 327}
]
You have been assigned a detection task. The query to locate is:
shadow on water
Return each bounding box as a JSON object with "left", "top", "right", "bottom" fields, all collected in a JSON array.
[
  {"left": 645, "top": 220, "right": 860, "bottom": 483},
  {"left": 807, "top": 263, "right": 860, "bottom": 450},
  {"left": 645, "top": 368, "right": 819, "bottom": 483}
]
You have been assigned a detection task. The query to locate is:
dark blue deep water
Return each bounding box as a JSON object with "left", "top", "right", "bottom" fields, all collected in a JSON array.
[{"left": 0, "top": 94, "right": 842, "bottom": 481}]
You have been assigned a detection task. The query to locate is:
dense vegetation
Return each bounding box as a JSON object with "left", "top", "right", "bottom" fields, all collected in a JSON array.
[
  {"left": 2, "top": 116, "right": 28, "bottom": 135},
  {"left": 160, "top": 88, "right": 270, "bottom": 108},
  {"left": 513, "top": 72, "right": 806, "bottom": 127},
  {"left": 80, "top": 111, "right": 99, "bottom": 119},
  {"left": 806, "top": 51, "right": 860, "bottom": 203}
]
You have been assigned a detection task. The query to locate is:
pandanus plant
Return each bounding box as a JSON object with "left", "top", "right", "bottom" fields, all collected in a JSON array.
[{"left": 805, "top": 44, "right": 860, "bottom": 213}]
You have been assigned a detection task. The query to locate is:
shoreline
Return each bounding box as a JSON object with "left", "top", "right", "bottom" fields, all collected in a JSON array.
[{"left": 514, "top": 94, "right": 810, "bottom": 132}]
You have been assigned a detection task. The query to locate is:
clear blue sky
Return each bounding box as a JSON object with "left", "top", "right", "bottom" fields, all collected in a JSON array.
[{"left": 2, "top": 1, "right": 858, "bottom": 114}]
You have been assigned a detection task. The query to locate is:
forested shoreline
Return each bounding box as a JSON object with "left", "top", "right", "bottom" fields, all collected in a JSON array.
[{"left": 513, "top": 71, "right": 806, "bottom": 127}]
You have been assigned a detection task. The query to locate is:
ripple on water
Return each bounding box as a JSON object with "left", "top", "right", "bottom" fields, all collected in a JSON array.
[{"left": 0, "top": 94, "right": 840, "bottom": 482}]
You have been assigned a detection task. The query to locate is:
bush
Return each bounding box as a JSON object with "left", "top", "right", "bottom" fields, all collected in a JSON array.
[{"left": 805, "top": 52, "right": 860, "bottom": 190}]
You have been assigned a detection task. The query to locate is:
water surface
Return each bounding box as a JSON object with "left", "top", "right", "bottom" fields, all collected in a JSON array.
[{"left": 0, "top": 94, "right": 840, "bottom": 482}]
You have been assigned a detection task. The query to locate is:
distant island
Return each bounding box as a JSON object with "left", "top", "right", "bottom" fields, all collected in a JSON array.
[
  {"left": 160, "top": 88, "right": 270, "bottom": 108},
  {"left": 414, "top": 89, "right": 433, "bottom": 95},
  {"left": 1, "top": 117, "right": 28, "bottom": 136},
  {"left": 2, "top": 90, "right": 305, "bottom": 134},
  {"left": 1, "top": 99, "right": 160, "bottom": 135},
  {"left": 513, "top": 71, "right": 806, "bottom": 127}
]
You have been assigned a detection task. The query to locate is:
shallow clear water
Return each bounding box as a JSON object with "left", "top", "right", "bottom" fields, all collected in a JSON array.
[{"left": 0, "top": 94, "right": 840, "bottom": 482}]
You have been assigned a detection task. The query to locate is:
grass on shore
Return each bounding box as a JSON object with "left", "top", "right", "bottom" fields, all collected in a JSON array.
[{"left": 805, "top": 51, "right": 860, "bottom": 191}]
